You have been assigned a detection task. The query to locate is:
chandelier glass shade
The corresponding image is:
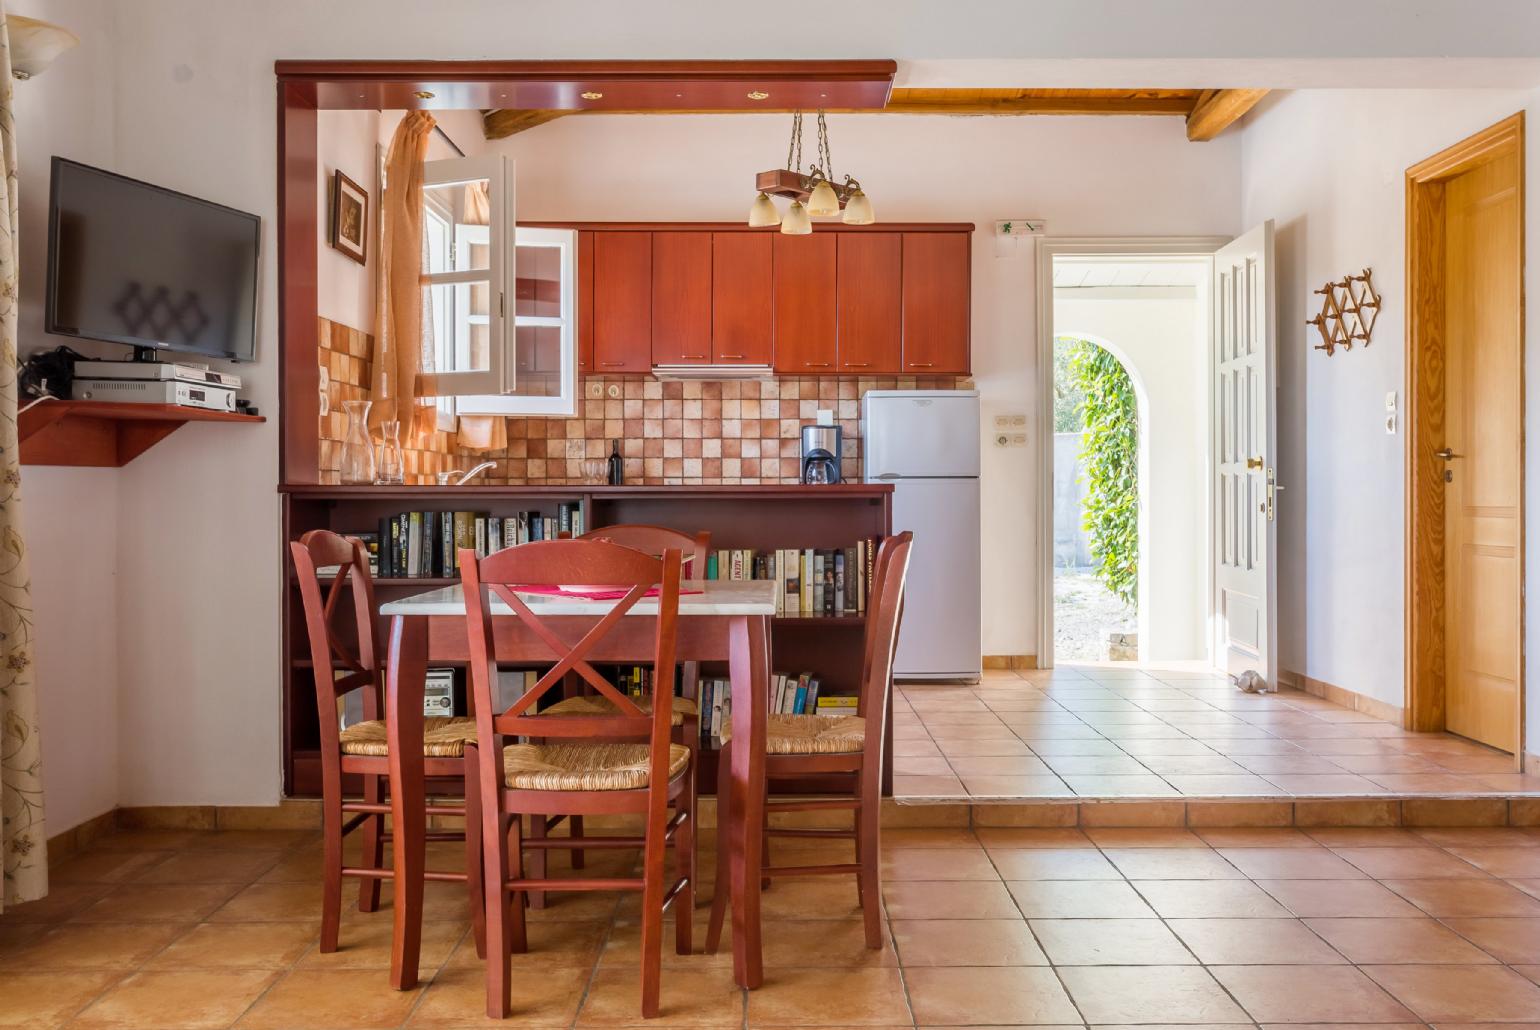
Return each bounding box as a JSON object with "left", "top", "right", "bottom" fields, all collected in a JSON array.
[{"left": 748, "top": 111, "right": 874, "bottom": 234}]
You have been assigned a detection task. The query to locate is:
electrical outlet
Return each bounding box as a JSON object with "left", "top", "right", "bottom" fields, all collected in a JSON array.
[
  {"left": 994, "top": 433, "right": 1010, "bottom": 448},
  {"left": 1010, "top": 433, "right": 1027, "bottom": 446},
  {"left": 606, "top": 383, "right": 622, "bottom": 399},
  {"left": 585, "top": 381, "right": 603, "bottom": 400},
  {"left": 1385, "top": 413, "right": 1397, "bottom": 435},
  {"left": 994, "top": 415, "right": 1011, "bottom": 428},
  {"left": 1008, "top": 414, "right": 1027, "bottom": 427}
]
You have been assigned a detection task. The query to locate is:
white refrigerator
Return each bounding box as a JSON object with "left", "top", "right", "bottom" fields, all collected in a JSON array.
[{"left": 862, "top": 390, "right": 981, "bottom": 682}]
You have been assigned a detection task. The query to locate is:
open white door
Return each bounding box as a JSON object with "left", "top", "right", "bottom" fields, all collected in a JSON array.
[{"left": 1212, "top": 221, "right": 1277, "bottom": 688}]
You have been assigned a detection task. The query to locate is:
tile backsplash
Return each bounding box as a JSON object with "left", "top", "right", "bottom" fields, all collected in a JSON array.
[{"left": 319, "top": 317, "right": 969, "bottom": 486}]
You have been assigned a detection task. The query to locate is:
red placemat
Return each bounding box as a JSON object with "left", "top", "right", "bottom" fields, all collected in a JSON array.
[{"left": 511, "top": 584, "right": 705, "bottom": 601}]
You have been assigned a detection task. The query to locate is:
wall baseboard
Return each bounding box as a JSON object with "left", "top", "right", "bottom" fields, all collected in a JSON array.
[
  {"left": 1280, "top": 669, "right": 1405, "bottom": 726},
  {"left": 984, "top": 654, "right": 1039, "bottom": 671}
]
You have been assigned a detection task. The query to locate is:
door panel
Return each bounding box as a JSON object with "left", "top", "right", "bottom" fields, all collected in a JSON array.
[
  {"left": 837, "top": 233, "right": 902, "bottom": 372},
  {"left": 650, "top": 231, "right": 712, "bottom": 366},
  {"left": 1443, "top": 149, "right": 1522, "bottom": 752},
  {"left": 1212, "top": 221, "right": 1276, "bottom": 687},
  {"left": 592, "top": 231, "right": 651, "bottom": 373},
  {"left": 712, "top": 233, "right": 773, "bottom": 365},
  {"left": 901, "top": 232, "right": 970, "bottom": 373},
  {"left": 772, "top": 233, "right": 837, "bottom": 373}
]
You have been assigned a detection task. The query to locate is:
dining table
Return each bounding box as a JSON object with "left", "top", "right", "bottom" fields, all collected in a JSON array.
[{"left": 378, "top": 578, "right": 776, "bottom": 992}]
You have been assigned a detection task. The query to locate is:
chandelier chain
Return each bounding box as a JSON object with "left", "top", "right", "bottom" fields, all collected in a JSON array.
[
  {"left": 817, "top": 110, "right": 834, "bottom": 182},
  {"left": 786, "top": 111, "right": 803, "bottom": 173}
]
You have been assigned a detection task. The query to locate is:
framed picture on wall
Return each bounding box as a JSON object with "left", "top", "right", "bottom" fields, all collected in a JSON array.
[{"left": 329, "top": 170, "right": 368, "bottom": 265}]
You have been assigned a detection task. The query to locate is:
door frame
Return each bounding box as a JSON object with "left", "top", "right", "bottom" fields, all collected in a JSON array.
[
  {"left": 1404, "top": 112, "right": 1527, "bottom": 756},
  {"left": 1033, "top": 236, "right": 1229, "bottom": 669}
]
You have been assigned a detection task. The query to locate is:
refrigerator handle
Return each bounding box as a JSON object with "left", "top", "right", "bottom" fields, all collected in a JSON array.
[{"left": 873, "top": 473, "right": 902, "bottom": 481}]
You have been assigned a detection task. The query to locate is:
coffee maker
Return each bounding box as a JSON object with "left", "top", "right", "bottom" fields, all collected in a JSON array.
[{"left": 800, "top": 424, "right": 842, "bottom": 485}]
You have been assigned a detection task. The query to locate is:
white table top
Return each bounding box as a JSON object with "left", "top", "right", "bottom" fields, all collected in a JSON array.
[{"left": 380, "top": 579, "right": 777, "bottom": 617}]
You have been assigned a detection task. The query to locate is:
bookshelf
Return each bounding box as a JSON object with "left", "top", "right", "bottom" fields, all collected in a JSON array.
[{"left": 280, "top": 482, "right": 893, "bottom": 798}]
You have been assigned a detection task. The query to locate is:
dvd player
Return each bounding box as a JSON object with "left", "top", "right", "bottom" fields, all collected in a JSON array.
[
  {"left": 73, "top": 360, "right": 241, "bottom": 390},
  {"left": 73, "top": 377, "right": 236, "bottom": 412}
]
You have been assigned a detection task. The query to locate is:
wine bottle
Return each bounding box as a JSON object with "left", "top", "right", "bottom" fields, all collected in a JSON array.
[{"left": 607, "top": 438, "right": 623, "bottom": 485}]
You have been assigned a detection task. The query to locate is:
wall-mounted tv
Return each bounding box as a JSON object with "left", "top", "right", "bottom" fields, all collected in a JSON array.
[{"left": 46, "top": 157, "right": 260, "bottom": 362}]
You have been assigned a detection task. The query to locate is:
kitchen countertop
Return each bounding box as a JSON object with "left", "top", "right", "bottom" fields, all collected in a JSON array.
[{"left": 279, "top": 482, "right": 892, "bottom": 498}]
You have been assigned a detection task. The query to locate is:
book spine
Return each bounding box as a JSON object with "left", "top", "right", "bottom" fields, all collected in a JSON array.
[
  {"left": 834, "top": 551, "right": 845, "bottom": 616},
  {"left": 844, "top": 545, "right": 858, "bottom": 613},
  {"left": 422, "top": 511, "right": 436, "bottom": 577},
  {"left": 378, "top": 517, "right": 392, "bottom": 578},
  {"left": 397, "top": 513, "right": 410, "bottom": 578}
]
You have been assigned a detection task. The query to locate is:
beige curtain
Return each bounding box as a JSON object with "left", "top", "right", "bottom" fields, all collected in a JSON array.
[
  {"left": 0, "top": 5, "right": 46, "bottom": 910},
  {"left": 369, "top": 111, "right": 435, "bottom": 437},
  {"left": 455, "top": 179, "right": 508, "bottom": 452}
]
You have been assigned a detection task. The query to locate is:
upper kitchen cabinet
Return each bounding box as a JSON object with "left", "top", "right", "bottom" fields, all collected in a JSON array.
[
  {"left": 712, "top": 233, "right": 773, "bottom": 365},
  {"left": 836, "top": 233, "right": 902, "bottom": 373},
  {"left": 901, "top": 232, "right": 971, "bottom": 374},
  {"left": 592, "top": 231, "right": 652, "bottom": 373},
  {"left": 577, "top": 231, "right": 594, "bottom": 374},
  {"left": 772, "top": 233, "right": 837, "bottom": 373},
  {"left": 651, "top": 232, "right": 713, "bottom": 366}
]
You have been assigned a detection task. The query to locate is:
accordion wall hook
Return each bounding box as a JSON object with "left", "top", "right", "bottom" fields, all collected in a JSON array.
[{"left": 1307, "top": 267, "right": 1381, "bottom": 356}]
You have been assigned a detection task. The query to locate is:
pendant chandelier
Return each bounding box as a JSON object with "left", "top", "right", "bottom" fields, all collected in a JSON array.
[{"left": 748, "top": 111, "right": 874, "bottom": 234}]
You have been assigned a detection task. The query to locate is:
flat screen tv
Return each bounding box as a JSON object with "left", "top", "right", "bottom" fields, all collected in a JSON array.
[{"left": 46, "top": 157, "right": 260, "bottom": 362}]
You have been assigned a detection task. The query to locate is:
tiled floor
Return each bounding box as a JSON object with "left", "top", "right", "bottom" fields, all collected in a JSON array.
[
  {"left": 14, "top": 824, "right": 1540, "bottom": 1026},
  {"left": 894, "top": 664, "right": 1537, "bottom": 800}
]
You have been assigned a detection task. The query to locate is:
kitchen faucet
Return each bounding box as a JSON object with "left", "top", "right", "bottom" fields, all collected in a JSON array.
[{"left": 436, "top": 461, "right": 497, "bottom": 485}]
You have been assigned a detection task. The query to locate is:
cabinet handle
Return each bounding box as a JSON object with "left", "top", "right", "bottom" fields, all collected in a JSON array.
[
  {"left": 600, "top": 361, "right": 626, "bottom": 367},
  {"left": 803, "top": 362, "right": 832, "bottom": 368},
  {"left": 719, "top": 353, "right": 744, "bottom": 360},
  {"left": 683, "top": 354, "right": 707, "bottom": 360},
  {"left": 843, "top": 362, "right": 871, "bottom": 368},
  {"left": 908, "top": 362, "right": 934, "bottom": 368}
]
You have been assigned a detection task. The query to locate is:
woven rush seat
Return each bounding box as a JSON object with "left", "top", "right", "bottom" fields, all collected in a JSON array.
[
  {"left": 501, "top": 741, "right": 690, "bottom": 791},
  {"left": 542, "top": 693, "right": 699, "bottom": 727},
  {"left": 721, "top": 712, "right": 865, "bottom": 755},
  {"left": 338, "top": 716, "right": 478, "bottom": 758}
]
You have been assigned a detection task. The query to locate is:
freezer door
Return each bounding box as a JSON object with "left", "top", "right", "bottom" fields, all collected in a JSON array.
[
  {"left": 890, "top": 477, "right": 981, "bottom": 680},
  {"left": 863, "top": 392, "right": 980, "bottom": 480}
]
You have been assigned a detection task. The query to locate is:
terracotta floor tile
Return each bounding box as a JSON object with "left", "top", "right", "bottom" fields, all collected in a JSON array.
[
  {"left": 206, "top": 880, "right": 325, "bottom": 923},
  {"left": 0, "top": 881, "right": 112, "bottom": 922},
  {"left": 1212, "top": 964, "right": 1417, "bottom": 1022},
  {"left": 1059, "top": 965, "right": 1248, "bottom": 1024},
  {"left": 745, "top": 966, "right": 911, "bottom": 1025},
  {"left": 987, "top": 848, "right": 1120, "bottom": 880},
  {"left": 1303, "top": 916, "right": 1495, "bottom": 964},
  {"left": 74, "top": 968, "right": 279, "bottom": 1029},
  {"left": 1363, "top": 964, "right": 1540, "bottom": 1022},
  {"left": 410, "top": 965, "right": 590, "bottom": 1026},
  {"left": 70, "top": 883, "right": 242, "bottom": 924},
  {"left": 881, "top": 848, "right": 1001, "bottom": 880},
  {"left": 1026, "top": 738, "right": 1127, "bottom": 756},
  {"left": 91, "top": 830, "right": 206, "bottom": 852},
  {"left": 946, "top": 755, "right": 1055, "bottom": 776},
  {"left": 904, "top": 966, "right": 1080, "bottom": 1026},
  {"left": 1415, "top": 826, "right": 1540, "bottom": 847},
  {"left": 1217, "top": 846, "right": 1367, "bottom": 879},
  {"left": 1168, "top": 917, "right": 1345, "bottom": 964},
  {"left": 881, "top": 828, "right": 985, "bottom": 849},
  {"left": 1029, "top": 917, "right": 1195, "bottom": 965},
  {"left": 1195, "top": 828, "right": 1317, "bottom": 848},
  {"left": 1133, "top": 879, "right": 1293, "bottom": 918},
  {"left": 891, "top": 918, "right": 1044, "bottom": 966},
  {"left": 1258, "top": 878, "right": 1424, "bottom": 917},
  {"left": 1161, "top": 774, "right": 1282, "bottom": 795},
  {"left": 1442, "top": 918, "right": 1540, "bottom": 964},
  {"left": 132, "top": 849, "right": 287, "bottom": 885},
  {"left": 458, "top": 920, "right": 613, "bottom": 971},
  {"left": 974, "top": 827, "right": 1093, "bottom": 849},
  {"left": 934, "top": 739, "right": 1037, "bottom": 757},
  {"left": 1103, "top": 848, "right": 1245, "bottom": 879},
  {"left": 1063, "top": 774, "right": 1180, "bottom": 796},
  {"left": 892, "top": 775, "right": 967, "bottom": 797},
  {"left": 1264, "top": 773, "right": 1388, "bottom": 794},
  {"left": 183, "top": 830, "right": 317, "bottom": 852},
  {"left": 1307, "top": 827, "right": 1427, "bottom": 847},
  {"left": 1234, "top": 754, "right": 1350, "bottom": 776},
  {"left": 50, "top": 849, "right": 172, "bottom": 885},
  {"left": 1383, "top": 877, "right": 1540, "bottom": 917},
  {"left": 0, "top": 921, "right": 188, "bottom": 970},
  {"left": 146, "top": 922, "right": 321, "bottom": 970},
  {"left": 1005, "top": 879, "right": 1155, "bottom": 918},
  {"left": 237, "top": 968, "right": 421, "bottom": 1028},
  {"left": 884, "top": 880, "right": 1021, "bottom": 919},
  {"left": 1443, "top": 846, "right": 1540, "bottom": 878},
  {"left": 759, "top": 877, "right": 865, "bottom": 920},
  {"left": 963, "top": 774, "right": 1075, "bottom": 796},
  {"left": 1040, "top": 755, "right": 1152, "bottom": 776},
  {"left": 756, "top": 918, "right": 898, "bottom": 968},
  {"left": 297, "top": 917, "right": 465, "bottom": 970},
  {"left": 1084, "top": 828, "right": 1205, "bottom": 848},
  {"left": 0, "top": 970, "right": 121, "bottom": 1028},
  {"left": 580, "top": 966, "right": 740, "bottom": 1027},
  {"left": 893, "top": 757, "right": 955, "bottom": 777}
]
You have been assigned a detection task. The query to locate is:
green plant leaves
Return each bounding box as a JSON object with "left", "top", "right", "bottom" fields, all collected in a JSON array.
[{"left": 1063, "top": 338, "right": 1139, "bottom": 610}]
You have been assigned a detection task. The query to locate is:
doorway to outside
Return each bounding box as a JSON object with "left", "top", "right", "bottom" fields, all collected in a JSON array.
[{"left": 1039, "top": 246, "right": 1221, "bottom": 668}]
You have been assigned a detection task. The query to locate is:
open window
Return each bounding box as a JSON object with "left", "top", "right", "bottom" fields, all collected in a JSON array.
[{"left": 415, "top": 154, "right": 578, "bottom": 419}]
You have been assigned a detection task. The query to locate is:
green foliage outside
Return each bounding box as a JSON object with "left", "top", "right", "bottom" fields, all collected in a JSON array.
[{"left": 1059, "top": 336, "right": 1139, "bottom": 609}]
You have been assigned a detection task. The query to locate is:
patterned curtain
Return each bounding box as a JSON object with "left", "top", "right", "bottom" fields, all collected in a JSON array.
[{"left": 0, "top": 4, "right": 45, "bottom": 911}]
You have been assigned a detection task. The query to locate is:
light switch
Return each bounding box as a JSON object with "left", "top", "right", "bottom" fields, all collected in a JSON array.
[{"left": 1385, "top": 391, "right": 1397, "bottom": 412}]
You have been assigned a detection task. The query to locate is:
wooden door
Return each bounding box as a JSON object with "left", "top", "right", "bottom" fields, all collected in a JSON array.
[
  {"left": 837, "top": 233, "right": 901, "bottom": 372},
  {"left": 772, "top": 233, "right": 837, "bottom": 373},
  {"left": 1442, "top": 146, "right": 1522, "bottom": 752},
  {"left": 901, "top": 232, "right": 970, "bottom": 373},
  {"left": 651, "top": 231, "right": 712, "bottom": 366},
  {"left": 712, "top": 233, "right": 773, "bottom": 365},
  {"left": 592, "top": 231, "right": 652, "bottom": 373},
  {"left": 1212, "top": 222, "right": 1277, "bottom": 687}
]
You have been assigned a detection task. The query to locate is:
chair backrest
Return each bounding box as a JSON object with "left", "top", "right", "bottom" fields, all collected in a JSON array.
[
  {"left": 857, "top": 532, "right": 914, "bottom": 776},
  {"left": 289, "top": 530, "right": 383, "bottom": 756},
  {"left": 579, "top": 523, "right": 710, "bottom": 578},
  {"left": 459, "top": 538, "right": 682, "bottom": 789}
]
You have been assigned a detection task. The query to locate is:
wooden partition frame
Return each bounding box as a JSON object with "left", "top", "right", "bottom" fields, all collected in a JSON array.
[{"left": 1404, "top": 112, "right": 1526, "bottom": 750}]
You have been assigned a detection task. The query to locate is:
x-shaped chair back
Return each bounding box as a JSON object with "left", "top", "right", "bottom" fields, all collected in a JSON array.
[{"left": 291, "top": 530, "right": 384, "bottom": 746}]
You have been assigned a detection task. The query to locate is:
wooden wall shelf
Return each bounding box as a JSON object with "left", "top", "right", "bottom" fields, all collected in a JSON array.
[{"left": 20, "top": 400, "right": 264, "bottom": 468}]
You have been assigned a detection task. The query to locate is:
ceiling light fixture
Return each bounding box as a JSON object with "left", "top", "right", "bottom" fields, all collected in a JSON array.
[
  {"left": 581, "top": 91, "right": 603, "bottom": 100},
  {"left": 6, "top": 15, "right": 77, "bottom": 79},
  {"left": 748, "top": 111, "right": 874, "bottom": 233},
  {"left": 747, "top": 90, "right": 770, "bottom": 101}
]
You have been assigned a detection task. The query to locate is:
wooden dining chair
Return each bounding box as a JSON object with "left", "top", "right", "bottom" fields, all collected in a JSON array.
[
  {"left": 535, "top": 525, "right": 709, "bottom": 884},
  {"left": 290, "top": 530, "right": 485, "bottom": 958},
  {"left": 705, "top": 531, "right": 913, "bottom": 951},
  {"left": 459, "top": 539, "right": 695, "bottom": 1019}
]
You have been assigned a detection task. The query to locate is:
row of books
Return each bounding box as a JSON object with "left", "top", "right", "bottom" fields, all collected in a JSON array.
[
  {"left": 704, "top": 543, "right": 877, "bottom": 617},
  {"left": 697, "top": 672, "right": 858, "bottom": 739},
  {"left": 362, "top": 504, "right": 586, "bottom": 579}
]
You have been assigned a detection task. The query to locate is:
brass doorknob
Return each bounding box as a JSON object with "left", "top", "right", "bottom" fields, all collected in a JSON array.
[{"left": 1245, "top": 456, "right": 1264, "bottom": 470}]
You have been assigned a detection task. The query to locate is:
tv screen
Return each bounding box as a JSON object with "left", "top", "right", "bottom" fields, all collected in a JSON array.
[{"left": 46, "top": 157, "right": 260, "bottom": 362}]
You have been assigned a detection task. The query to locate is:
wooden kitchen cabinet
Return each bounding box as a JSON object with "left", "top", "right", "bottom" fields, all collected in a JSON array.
[
  {"left": 901, "top": 231, "right": 970, "bottom": 374},
  {"left": 712, "top": 233, "right": 773, "bottom": 365},
  {"left": 836, "top": 233, "right": 902, "bottom": 372},
  {"left": 772, "top": 233, "right": 837, "bottom": 373},
  {"left": 576, "top": 231, "right": 594, "bottom": 373},
  {"left": 592, "top": 231, "right": 652, "bottom": 373},
  {"left": 651, "top": 231, "right": 712, "bottom": 366}
]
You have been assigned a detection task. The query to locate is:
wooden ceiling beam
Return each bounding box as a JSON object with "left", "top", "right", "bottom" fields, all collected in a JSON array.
[
  {"left": 483, "top": 108, "right": 572, "bottom": 139},
  {"left": 1185, "top": 88, "right": 1269, "bottom": 141}
]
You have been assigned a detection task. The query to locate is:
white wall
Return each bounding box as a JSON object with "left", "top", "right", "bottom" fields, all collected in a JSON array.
[
  {"left": 1055, "top": 289, "right": 1207, "bottom": 662},
  {"left": 1239, "top": 89, "right": 1540, "bottom": 731}
]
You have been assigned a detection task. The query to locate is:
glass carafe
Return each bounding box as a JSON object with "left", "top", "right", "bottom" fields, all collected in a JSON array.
[
  {"left": 375, "top": 419, "right": 404, "bottom": 485},
  {"left": 338, "top": 399, "right": 376, "bottom": 485}
]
